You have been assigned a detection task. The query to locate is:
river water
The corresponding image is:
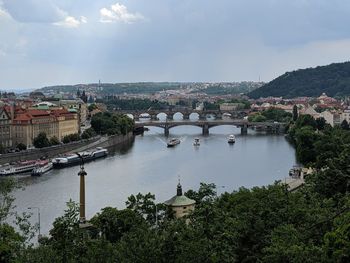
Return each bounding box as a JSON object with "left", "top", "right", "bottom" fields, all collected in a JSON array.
[{"left": 11, "top": 115, "right": 296, "bottom": 235}]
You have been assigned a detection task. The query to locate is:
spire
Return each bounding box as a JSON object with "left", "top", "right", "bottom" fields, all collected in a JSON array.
[{"left": 177, "top": 176, "right": 182, "bottom": 196}]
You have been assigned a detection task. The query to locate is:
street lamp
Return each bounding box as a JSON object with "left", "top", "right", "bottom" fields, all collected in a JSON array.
[{"left": 28, "top": 206, "right": 41, "bottom": 238}]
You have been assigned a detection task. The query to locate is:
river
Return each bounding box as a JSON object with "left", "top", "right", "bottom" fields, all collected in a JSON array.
[{"left": 11, "top": 115, "right": 296, "bottom": 235}]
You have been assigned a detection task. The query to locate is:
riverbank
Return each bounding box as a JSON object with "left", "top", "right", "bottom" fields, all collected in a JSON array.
[{"left": 0, "top": 132, "right": 134, "bottom": 165}]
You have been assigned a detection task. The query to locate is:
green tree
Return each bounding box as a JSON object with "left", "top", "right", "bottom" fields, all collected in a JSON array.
[
  {"left": 88, "top": 103, "right": 98, "bottom": 112},
  {"left": 33, "top": 132, "right": 51, "bottom": 148},
  {"left": 90, "top": 207, "right": 146, "bottom": 243},
  {"left": 341, "top": 119, "right": 350, "bottom": 130},
  {"left": 292, "top": 105, "right": 298, "bottom": 122},
  {"left": 316, "top": 117, "right": 326, "bottom": 130},
  {"left": 81, "top": 128, "right": 96, "bottom": 139},
  {"left": 16, "top": 143, "right": 27, "bottom": 151},
  {"left": 0, "top": 144, "right": 4, "bottom": 154},
  {"left": 49, "top": 136, "right": 60, "bottom": 145}
]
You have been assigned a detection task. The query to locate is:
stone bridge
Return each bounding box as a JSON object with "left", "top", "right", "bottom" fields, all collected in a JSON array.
[
  {"left": 116, "top": 108, "right": 250, "bottom": 120},
  {"left": 135, "top": 120, "right": 285, "bottom": 136}
]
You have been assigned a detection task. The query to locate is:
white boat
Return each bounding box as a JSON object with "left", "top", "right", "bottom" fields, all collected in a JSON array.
[
  {"left": 0, "top": 160, "right": 38, "bottom": 176},
  {"left": 193, "top": 138, "right": 200, "bottom": 146},
  {"left": 167, "top": 138, "right": 180, "bottom": 147},
  {"left": 227, "top": 134, "right": 236, "bottom": 144},
  {"left": 31, "top": 160, "right": 53, "bottom": 176}
]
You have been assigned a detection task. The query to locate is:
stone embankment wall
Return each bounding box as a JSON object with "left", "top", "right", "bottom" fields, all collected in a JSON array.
[{"left": 0, "top": 133, "right": 134, "bottom": 165}]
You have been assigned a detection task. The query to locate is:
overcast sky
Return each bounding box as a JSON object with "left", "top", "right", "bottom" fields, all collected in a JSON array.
[{"left": 1, "top": 0, "right": 350, "bottom": 90}]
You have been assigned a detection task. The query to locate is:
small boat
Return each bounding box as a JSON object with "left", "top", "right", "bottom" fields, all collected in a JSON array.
[
  {"left": 0, "top": 160, "right": 38, "bottom": 176},
  {"left": 31, "top": 160, "right": 53, "bottom": 176},
  {"left": 167, "top": 138, "right": 180, "bottom": 147},
  {"left": 227, "top": 134, "right": 236, "bottom": 144},
  {"left": 193, "top": 138, "right": 200, "bottom": 146}
]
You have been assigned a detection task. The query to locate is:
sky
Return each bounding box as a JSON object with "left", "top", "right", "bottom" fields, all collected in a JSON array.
[{"left": 1, "top": 0, "right": 350, "bottom": 90}]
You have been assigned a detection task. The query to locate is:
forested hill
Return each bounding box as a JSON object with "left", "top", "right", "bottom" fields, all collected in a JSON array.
[{"left": 248, "top": 61, "right": 350, "bottom": 98}]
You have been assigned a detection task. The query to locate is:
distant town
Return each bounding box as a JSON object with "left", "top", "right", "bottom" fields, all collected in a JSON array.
[{"left": 1, "top": 81, "right": 350, "bottom": 153}]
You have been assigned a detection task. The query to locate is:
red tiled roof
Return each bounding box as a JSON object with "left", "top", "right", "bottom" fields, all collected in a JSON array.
[{"left": 14, "top": 114, "right": 32, "bottom": 121}]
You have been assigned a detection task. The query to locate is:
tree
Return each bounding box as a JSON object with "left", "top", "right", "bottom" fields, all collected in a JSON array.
[
  {"left": 293, "top": 105, "right": 298, "bottom": 121},
  {"left": 295, "top": 114, "right": 317, "bottom": 129},
  {"left": 316, "top": 117, "right": 326, "bottom": 130},
  {"left": 126, "top": 193, "right": 161, "bottom": 225},
  {"left": 88, "top": 103, "right": 97, "bottom": 112},
  {"left": 90, "top": 207, "right": 146, "bottom": 243},
  {"left": 33, "top": 132, "right": 50, "bottom": 148},
  {"left": 0, "top": 144, "right": 5, "bottom": 154},
  {"left": 294, "top": 126, "right": 318, "bottom": 164},
  {"left": 16, "top": 143, "right": 27, "bottom": 151},
  {"left": 49, "top": 136, "right": 60, "bottom": 146},
  {"left": 81, "top": 128, "right": 96, "bottom": 139},
  {"left": 341, "top": 119, "right": 350, "bottom": 130},
  {"left": 62, "top": 133, "right": 80, "bottom": 144}
]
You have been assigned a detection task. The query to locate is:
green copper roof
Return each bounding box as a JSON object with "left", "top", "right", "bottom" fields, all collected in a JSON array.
[{"left": 164, "top": 195, "right": 196, "bottom": 207}]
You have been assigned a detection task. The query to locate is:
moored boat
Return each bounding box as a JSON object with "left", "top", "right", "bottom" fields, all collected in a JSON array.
[
  {"left": 0, "top": 160, "right": 38, "bottom": 176},
  {"left": 227, "top": 134, "right": 236, "bottom": 144},
  {"left": 52, "top": 147, "right": 108, "bottom": 168},
  {"left": 31, "top": 160, "right": 53, "bottom": 176},
  {"left": 167, "top": 138, "right": 180, "bottom": 147}
]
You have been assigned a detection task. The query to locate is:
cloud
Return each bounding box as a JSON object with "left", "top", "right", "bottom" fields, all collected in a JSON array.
[
  {"left": 2, "top": 0, "right": 65, "bottom": 23},
  {"left": 2, "top": 0, "right": 86, "bottom": 28},
  {"left": 53, "top": 16, "right": 87, "bottom": 28},
  {"left": 100, "top": 3, "right": 144, "bottom": 24}
]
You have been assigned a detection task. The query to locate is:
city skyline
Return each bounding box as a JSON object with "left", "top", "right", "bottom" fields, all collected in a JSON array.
[{"left": 1, "top": 0, "right": 350, "bottom": 90}]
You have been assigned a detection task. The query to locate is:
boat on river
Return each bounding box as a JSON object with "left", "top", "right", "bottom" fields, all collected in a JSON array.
[
  {"left": 0, "top": 160, "right": 38, "bottom": 176},
  {"left": 52, "top": 147, "right": 108, "bottom": 168},
  {"left": 31, "top": 160, "right": 53, "bottom": 176},
  {"left": 193, "top": 138, "right": 200, "bottom": 146},
  {"left": 227, "top": 134, "right": 236, "bottom": 144},
  {"left": 167, "top": 138, "right": 180, "bottom": 147}
]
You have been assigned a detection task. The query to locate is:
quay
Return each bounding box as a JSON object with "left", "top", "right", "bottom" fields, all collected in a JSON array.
[{"left": 284, "top": 167, "right": 313, "bottom": 192}]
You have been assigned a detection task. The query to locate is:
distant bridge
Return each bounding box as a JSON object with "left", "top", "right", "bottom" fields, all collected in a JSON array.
[
  {"left": 117, "top": 108, "right": 250, "bottom": 120},
  {"left": 135, "top": 120, "right": 285, "bottom": 136}
]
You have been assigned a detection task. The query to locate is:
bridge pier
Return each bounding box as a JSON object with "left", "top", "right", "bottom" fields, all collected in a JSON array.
[
  {"left": 241, "top": 124, "right": 248, "bottom": 135},
  {"left": 167, "top": 114, "right": 174, "bottom": 120},
  {"left": 199, "top": 114, "right": 206, "bottom": 120},
  {"left": 164, "top": 125, "right": 169, "bottom": 136},
  {"left": 202, "top": 124, "right": 209, "bottom": 135},
  {"left": 183, "top": 113, "right": 190, "bottom": 120},
  {"left": 150, "top": 114, "right": 158, "bottom": 121}
]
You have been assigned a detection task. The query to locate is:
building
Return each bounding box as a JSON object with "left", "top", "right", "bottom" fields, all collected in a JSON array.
[
  {"left": 340, "top": 109, "right": 350, "bottom": 124},
  {"left": 319, "top": 110, "right": 341, "bottom": 127},
  {"left": 53, "top": 109, "right": 79, "bottom": 140},
  {"left": 12, "top": 109, "right": 78, "bottom": 147},
  {"left": 0, "top": 106, "right": 12, "bottom": 148},
  {"left": 220, "top": 103, "right": 241, "bottom": 111},
  {"left": 164, "top": 182, "right": 196, "bottom": 219}
]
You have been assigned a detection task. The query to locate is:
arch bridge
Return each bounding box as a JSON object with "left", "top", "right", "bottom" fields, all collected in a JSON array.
[
  {"left": 117, "top": 108, "right": 250, "bottom": 120},
  {"left": 134, "top": 120, "right": 285, "bottom": 136}
]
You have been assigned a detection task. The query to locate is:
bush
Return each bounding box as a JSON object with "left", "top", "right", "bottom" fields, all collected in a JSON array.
[
  {"left": 16, "top": 143, "right": 27, "bottom": 151},
  {"left": 81, "top": 128, "right": 96, "bottom": 139},
  {"left": 33, "top": 132, "right": 51, "bottom": 148},
  {"left": 62, "top": 133, "right": 80, "bottom": 144},
  {"left": 49, "top": 136, "right": 60, "bottom": 146}
]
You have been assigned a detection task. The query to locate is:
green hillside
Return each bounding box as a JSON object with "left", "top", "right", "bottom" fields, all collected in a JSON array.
[{"left": 249, "top": 61, "right": 350, "bottom": 98}]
